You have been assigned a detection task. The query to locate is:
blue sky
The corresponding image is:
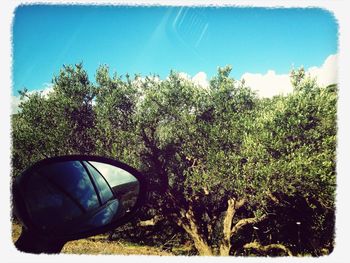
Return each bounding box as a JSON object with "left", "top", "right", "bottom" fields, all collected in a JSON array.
[{"left": 12, "top": 5, "right": 338, "bottom": 94}]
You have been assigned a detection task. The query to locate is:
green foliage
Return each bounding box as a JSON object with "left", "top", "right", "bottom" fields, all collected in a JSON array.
[
  {"left": 93, "top": 65, "right": 141, "bottom": 167},
  {"left": 12, "top": 64, "right": 336, "bottom": 256},
  {"left": 12, "top": 63, "right": 97, "bottom": 176},
  {"left": 242, "top": 76, "right": 336, "bottom": 208}
]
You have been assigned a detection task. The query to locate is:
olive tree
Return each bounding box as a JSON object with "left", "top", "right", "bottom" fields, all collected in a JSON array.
[
  {"left": 12, "top": 63, "right": 97, "bottom": 176},
  {"left": 239, "top": 71, "right": 336, "bottom": 255},
  {"left": 127, "top": 67, "right": 336, "bottom": 255},
  {"left": 12, "top": 64, "right": 336, "bottom": 256},
  {"left": 130, "top": 67, "right": 270, "bottom": 255}
]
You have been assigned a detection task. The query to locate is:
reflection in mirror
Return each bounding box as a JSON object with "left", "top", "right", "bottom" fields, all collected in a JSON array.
[
  {"left": 13, "top": 156, "right": 144, "bottom": 254},
  {"left": 83, "top": 161, "right": 114, "bottom": 204},
  {"left": 15, "top": 158, "right": 141, "bottom": 238},
  {"left": 23, "top": 161, "right": 100, "bottom": 234},
  {"left": 37, "top": 161, "right": 100, "bottom": 211},
  {"left": 89, "top": 161, "right": 140, "bottom": 215}
]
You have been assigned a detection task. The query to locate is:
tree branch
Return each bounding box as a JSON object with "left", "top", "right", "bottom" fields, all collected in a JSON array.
[
  {"left": 243, "top": 241, "right": 293, "bottom": 256},
  {"left": 267, "top": 191, "right": 280, "bottom": 204},
  {"left": 137, "top": 215, "right": 163, "bottom": 227},
  {"left": 234, "top": 198, "right": 246, "bottom": 210},
  {"left": 223, "top": 198, "right": 236, "bottom": 242},
  {"left": 230, "top": 214, "right": 267, "bottom": 237}
]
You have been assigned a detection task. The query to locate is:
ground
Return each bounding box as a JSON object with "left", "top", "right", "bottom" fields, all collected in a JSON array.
[{"left": 11, "top": 223, "right": 173, "bottom": 255}]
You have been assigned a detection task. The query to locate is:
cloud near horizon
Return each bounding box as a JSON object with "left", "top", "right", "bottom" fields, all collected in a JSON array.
[
  {"left": 11, "top": 83, "right": 54, "bottom": 114},
  {"left": 241, "top": 54, "right": 337, "bottom": 98},
  {"left": 11, "top": 54, "right": 337, "bottom": 113},
  {"left": 177, "top": 54, "right": 337, "bottom": 97}
]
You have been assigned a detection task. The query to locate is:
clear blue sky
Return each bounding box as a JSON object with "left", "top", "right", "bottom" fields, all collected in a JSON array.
[{"left": 12, "top": 5, "right": 338, "bottom": 94}]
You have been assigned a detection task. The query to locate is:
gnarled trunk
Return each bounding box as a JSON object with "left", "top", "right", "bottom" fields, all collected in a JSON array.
[
  {"left": 173, "top": 196, "right": 268, "bottom": 256},
  {"left": 168, "top": 189, "right": 268, "bottom": 256},
  {"left": 219, "top": 198, "right": 236, "bottom": 256},
  {"left": 175, "top": 206, "right": 213, "bottom": 256},
  {"left": 219, "top": 198, "right": 246, "bottom": 256}
]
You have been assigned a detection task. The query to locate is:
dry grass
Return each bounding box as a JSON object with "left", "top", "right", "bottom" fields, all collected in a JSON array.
[
  {"left": 12, "top": 223, "right": 172, "bottom": 255},
  {"left": 62, "top": 237, "right": 173, "bottom": 255},
  {"left": 11, "top": 222, "right": 22, "bottom": 242}
]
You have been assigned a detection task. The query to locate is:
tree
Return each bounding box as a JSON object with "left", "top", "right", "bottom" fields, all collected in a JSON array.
[
  {"left": 130, "top": 67, "right": 272, "bottom": 255},
  {"left": 93, "top": 65, "right": 141, "bottom": 167},
  {"left": 128, "top": 67, "right": 336, "bottom": 255},
  {"left": 12, "top": 63, "right": 97, "bottom": 176},
  {"left": 238, "top": 70, "right": 336, "bottom": 255},
  {"left": 12, "top": 64, "right": 336, "bottom": 256}
]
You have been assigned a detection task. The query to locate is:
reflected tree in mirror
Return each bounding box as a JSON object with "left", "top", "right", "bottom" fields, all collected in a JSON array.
[{"left": 13, "top": 156, "right": 144, "bottom": 254}]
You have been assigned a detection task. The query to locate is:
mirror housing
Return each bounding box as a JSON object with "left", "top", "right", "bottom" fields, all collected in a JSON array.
[{"left": 12, "top": 155, "right": 145, "bottom": 253}]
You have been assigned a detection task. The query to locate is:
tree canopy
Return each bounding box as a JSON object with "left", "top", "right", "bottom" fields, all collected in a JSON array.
[{"left": 12, "top": 63, "right": 336, "bottom": 256}]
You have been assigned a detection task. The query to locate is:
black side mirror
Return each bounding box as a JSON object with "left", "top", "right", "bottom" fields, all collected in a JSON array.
[{"left": 12, "top": 155, "right": 145, "bottom": 254}]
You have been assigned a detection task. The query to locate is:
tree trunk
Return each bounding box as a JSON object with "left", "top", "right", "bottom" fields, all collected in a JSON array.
[
  {"left": 175, "top": 206, "right": 214, "bottom": 256},
  {"left": 193, "top": 237, "right": 214, "bottom": 256},
  {"left": 171, "top": 195, "right": 268, "bottom": 256},
  {"left": 219, "top": 198, "right": 246, "bottom": 256},
  {"left": 164, "top": 189, "right": 213, "bottom": 255},
  {"left": 219, "top": 198, "right": 235, "bottom": 256}
]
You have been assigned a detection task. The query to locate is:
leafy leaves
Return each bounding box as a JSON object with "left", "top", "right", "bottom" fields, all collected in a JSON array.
[{"left": 12, "top": 65, "right": 336, "bottom": 255}]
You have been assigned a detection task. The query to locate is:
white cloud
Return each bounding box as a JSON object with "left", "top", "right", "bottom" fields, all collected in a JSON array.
[
  {"left": 177, "top": 71, "right": 209, "bottom": 89},
  {"left": 178, "top": 72, "right": 191, "bottom": 80},
  {"left": 308, "top": 54, "right": 338, "bottom": 87},
  {"left": 241, "top": 70, "right": 293, "bottom": 98},
  {"left": 11, "top": 83, "right": 54, "bottom": 114},
  {"left": 11, "top": 55, "right": 337, "bottom": 113},
  {"left": 192, "top": 72, "right": 209, "bottom": 89},
  {"left": 39, "top": 83, "right": 54, "bottom": 97},
  {"left": 241, "top": 54, "right": 338, "bottom": 98},
  {"left": 11, "top": 95, "right": 22, "bottom": 115}
]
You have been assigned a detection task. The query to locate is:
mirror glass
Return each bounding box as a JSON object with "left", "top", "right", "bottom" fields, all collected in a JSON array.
[
  {"left": 89, "top": 161, "right": 139, "bottom": 213},
  {"left": 15, "top": 158, "right": 141, "bottom": 239}
]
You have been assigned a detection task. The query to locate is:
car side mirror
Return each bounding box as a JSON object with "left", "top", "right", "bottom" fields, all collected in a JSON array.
[{"left": 12, "top": 155, "right": 145, "bottom": 254}]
